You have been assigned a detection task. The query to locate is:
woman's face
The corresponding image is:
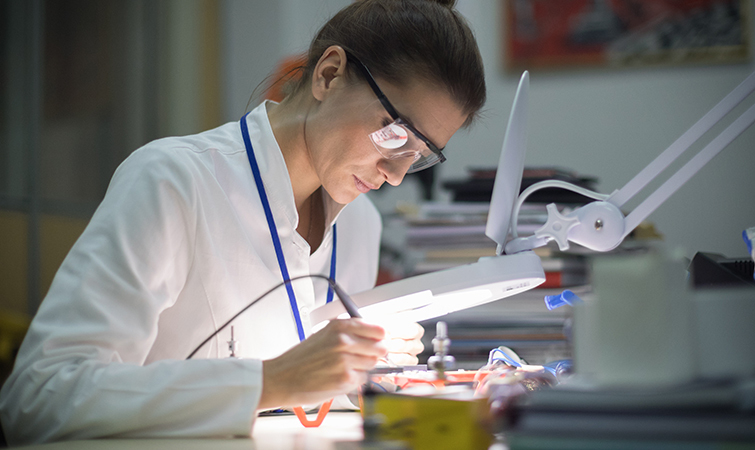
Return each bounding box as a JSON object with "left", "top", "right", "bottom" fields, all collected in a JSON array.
[{"left": 305, "top": 74, "right": 467, "bottom": 205}]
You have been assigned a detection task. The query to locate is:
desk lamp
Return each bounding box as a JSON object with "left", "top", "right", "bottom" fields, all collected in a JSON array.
[
  {"left": 312, "top": 72, "right": 546, "bottom": 327},
  {"left": 504, "top": 70, "right": 755, "bottom": 256}
]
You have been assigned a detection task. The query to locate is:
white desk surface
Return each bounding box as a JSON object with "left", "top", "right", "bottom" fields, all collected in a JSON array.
[{"left": 16, "top": 412, "right": 364, "bottom": 450}]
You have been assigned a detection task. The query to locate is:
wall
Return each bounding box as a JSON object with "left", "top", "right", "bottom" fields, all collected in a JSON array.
[
  {"left": 1, "top": 0, "right": 223, "bottom": 318},
  {"left": 221, "top": 0, "right": 755, "bottom": 259},
  {"left": 222, "top": 0, "right": 351, "bottom": 119}
]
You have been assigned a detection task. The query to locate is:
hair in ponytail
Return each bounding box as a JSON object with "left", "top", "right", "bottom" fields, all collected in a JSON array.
[
  {"left": 290, "top": 0, "right": 485, "bottom": 127},
  {"left": 428, "top": 0, "right": 457, "bottom": 8}
]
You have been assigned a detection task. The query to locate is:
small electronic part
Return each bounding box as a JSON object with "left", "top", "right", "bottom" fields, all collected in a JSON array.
[
  {"left": 745, "top": 227, "right": 755, "bottom": 268},
  {"left": 227, "top": 326, "right": 238, "bottom": 358},
  {"left": 544, "top": 289, "right": 584, "bottom": 310},
  {"left": 427, "top": 321, "right": 455, "bottom": 381}
]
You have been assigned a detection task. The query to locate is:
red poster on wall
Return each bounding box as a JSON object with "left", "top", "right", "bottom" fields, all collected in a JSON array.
[{"left": 504, "top": 0, "right": 750, "bottom": 71}]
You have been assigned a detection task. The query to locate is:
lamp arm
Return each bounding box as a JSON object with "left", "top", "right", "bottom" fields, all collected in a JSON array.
[
  {"left": 609, "top": 70, "right": 755, "bottom": 208},
  {"left": 505, "top": 70, "right": 755, "bottom": 255},
  {"left": 621, "top": 101, "right": 755, "bottom": 239}
]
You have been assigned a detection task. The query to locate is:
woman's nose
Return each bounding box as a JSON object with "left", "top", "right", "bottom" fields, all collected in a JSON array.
[{"left": 377, "top": 157, "right": 411, "bottom": 186}]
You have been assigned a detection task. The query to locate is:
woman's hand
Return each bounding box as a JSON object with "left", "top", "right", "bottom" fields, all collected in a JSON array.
[
  {"left": 259, "top": 319, "right": 386, "bottom": 410},
  {"left": 381, "top": 321, "right": 425, "bottom": 366}
]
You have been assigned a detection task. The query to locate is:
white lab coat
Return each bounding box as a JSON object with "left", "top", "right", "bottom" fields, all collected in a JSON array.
[{"left": 0, "top": 103, "right": 382, "bottom": 446}]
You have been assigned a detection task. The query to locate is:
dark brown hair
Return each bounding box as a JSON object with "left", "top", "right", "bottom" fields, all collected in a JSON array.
[{"left": 291, "top": 0, "right": 486, "bottom": 127}]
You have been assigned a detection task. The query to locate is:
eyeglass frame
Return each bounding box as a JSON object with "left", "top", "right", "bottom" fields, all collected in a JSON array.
[{"left": 343, "top": 51, "right": 447, "bottom": 170}]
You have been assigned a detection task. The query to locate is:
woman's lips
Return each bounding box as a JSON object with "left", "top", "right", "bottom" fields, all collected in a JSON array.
[{"left": 353, "top": 175, "right": 375, "bottom": 193}]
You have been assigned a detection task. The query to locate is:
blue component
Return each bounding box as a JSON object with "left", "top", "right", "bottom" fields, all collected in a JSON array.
[
  {"left": 543, "top": 359, "right": 573, "bottom": 381},
  {"left": 744, "top": 228, "right": 755, "bottom": 280},
  {"left": 544, "top": 290, "right": 583, "bottom": 310},
  {"left": 488, "top": 347, "right": 522, "bottom": 368}
]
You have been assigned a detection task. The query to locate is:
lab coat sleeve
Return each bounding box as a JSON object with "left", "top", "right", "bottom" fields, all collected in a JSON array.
[{"left": 0, "top": 146, "right": 262, "bottom": 445}]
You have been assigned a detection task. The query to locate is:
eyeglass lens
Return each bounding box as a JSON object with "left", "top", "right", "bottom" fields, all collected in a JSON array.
[{"left": 369, "top": 121, "right": 434, "bottom": 160}]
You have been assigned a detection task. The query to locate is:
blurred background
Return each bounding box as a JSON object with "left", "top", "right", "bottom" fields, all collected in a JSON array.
[{"left": 1, "top": 0, "right": 754, "bottom": 366}]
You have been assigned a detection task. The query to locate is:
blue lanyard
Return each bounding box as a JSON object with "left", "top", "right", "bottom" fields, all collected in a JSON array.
[{"left": 240, "top": 113, "right": 337, "bottom": 342}]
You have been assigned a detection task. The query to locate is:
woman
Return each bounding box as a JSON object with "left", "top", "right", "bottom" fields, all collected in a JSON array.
[{"left": 0, "top": 0, "right": 486, "bottom": 444}]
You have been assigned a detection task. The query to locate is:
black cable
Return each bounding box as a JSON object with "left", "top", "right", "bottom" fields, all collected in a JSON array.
[{"left": 185, "top": 274, "right": 360, "bottom": 360}]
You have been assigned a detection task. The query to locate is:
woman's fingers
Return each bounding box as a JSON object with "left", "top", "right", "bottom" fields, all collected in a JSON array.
[
  {"left": 330, "top": 320, "right": 387, "bottom": 357},
  {"left": 380, "top": 321, "right": 425, "bottom": 365},
  {"left": 347, "top": 318, "right": 388, "bottom": 341},
  {"left": 385, "top": 352, "right": 419, "bottom": 367},
  {"left": 385, "top": 337, "right": 424, "bottom": 355},
  {"left": 259, "top": 318, "right": 387, "bottom": 410},
  {"left": 381, "top": 321, "right": 424, "bottom": 340}
]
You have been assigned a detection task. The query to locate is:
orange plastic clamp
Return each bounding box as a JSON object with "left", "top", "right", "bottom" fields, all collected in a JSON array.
[{"left": 292, "top": 398, "right": 334, "bottom": 428}]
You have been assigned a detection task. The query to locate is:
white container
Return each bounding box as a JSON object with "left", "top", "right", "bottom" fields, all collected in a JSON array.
[{"left": 574, "top": 248, "right": 696, "bottom": 387}]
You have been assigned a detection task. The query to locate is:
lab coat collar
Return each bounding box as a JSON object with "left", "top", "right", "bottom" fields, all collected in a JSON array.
[{"left": 244, "top": 102, "right": 347, "bottom": 241}]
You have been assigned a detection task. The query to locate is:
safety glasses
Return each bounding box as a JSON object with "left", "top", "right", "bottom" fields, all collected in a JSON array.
[{"left": 345, "top": 51, "right": 446, "bottom": 173}]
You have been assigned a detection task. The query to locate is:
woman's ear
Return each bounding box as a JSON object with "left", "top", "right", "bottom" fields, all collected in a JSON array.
[{"left": 311, "top": 46, "right": 348, "bottom": 102}]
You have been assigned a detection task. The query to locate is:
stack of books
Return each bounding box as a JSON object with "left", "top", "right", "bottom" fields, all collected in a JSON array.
[{"left": 380, "top": 201, "right": 590, "bottom": 289}]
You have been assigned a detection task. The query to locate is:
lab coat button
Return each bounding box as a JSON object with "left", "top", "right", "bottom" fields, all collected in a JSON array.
[{"left": 300, "top": 306, "right": 310, "bottom": 318}]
